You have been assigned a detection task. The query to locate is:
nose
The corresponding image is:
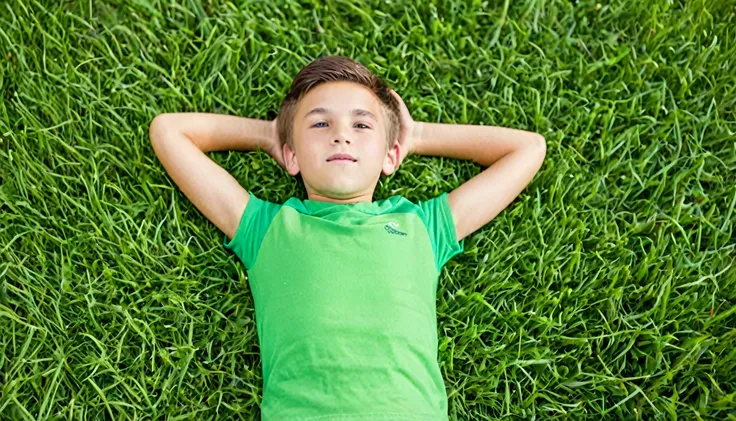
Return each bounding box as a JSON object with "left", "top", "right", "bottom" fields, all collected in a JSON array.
[
  {"left": 333, "top": 136, "right": 351, "bottom": 145},
  {"left": 331, "top": 121, "right": 352, "bottom": 145}
]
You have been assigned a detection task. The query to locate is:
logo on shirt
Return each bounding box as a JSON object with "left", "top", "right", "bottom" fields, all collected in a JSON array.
[{"left": 384, "top": 221, "right": 407, "bottom": 236}]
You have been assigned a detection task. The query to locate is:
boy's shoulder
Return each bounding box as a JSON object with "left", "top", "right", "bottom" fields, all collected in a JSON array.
[
  {"left": 227, "top": 191, "right": 462, "bottom": 271},
  {"left": 225, "top": 191, "right": 462, "bottom": 270}
]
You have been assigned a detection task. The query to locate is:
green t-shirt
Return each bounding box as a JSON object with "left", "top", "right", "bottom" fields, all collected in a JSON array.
[{"left": 223, "top": 192, "right": 464, "bottom": 420}]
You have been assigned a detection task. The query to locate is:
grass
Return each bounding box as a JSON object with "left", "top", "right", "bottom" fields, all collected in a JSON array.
[{"left": 1, "top": 0, "right": 735, "bottom": 419}]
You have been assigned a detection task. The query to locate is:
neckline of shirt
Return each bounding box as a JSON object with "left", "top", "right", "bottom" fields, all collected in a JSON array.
[{"left": 293, "top": 196, "right": 403, "bottom": 216}]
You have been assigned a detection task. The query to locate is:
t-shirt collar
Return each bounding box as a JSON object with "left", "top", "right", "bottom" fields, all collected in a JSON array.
[{"left": 297, "top": 196, "right": 400, "bottom": 216}]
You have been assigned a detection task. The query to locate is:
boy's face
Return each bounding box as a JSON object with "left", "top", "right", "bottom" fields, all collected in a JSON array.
[{"left": 283, "top": 81, "right": 400, "bottom": 202}]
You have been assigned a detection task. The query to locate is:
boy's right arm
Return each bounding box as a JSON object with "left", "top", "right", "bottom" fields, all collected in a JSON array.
[{"left": 148, "top": 113, "right": 279, "bottom": 240}]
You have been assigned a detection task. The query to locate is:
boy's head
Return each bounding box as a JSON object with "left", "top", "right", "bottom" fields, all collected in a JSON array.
[{"left": 276, "top": 56, "right": 401, "bottom": 201}]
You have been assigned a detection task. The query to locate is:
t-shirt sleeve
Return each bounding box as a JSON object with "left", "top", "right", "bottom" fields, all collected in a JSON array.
[
  {"left": 417, "top": 192, "right": 465, "bottom": 271},
  {"left": 222, "top": 192, "right": 282, "bottom": 269}
]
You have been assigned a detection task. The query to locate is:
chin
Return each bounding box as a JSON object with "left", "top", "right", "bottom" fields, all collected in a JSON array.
[
  {"left": 324, "top": 186, "right": 360, "bottom": 198},
  {"left": 320, "top": 181, "right": 365, "bottom": 197}
]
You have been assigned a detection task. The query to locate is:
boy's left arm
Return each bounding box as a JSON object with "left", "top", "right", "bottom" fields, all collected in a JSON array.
[{"left": 391, "top": 91, "right": 547, "bottom": 242}]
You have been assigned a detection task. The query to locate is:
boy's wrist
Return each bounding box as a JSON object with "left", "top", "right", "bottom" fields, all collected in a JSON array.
[
  {"left": 265, "top": 119, "right": 279, "bottom": 150},
  {"left": 411, "top": 122, "right": 425, "bottom": 155},
  {"left": 251, "top": 118, "right": 276, "bottom": 152}
]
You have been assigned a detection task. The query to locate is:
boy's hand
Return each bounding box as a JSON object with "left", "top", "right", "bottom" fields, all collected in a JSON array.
[
  {"left": 265, "top": 118, "right": 286, "bottom": 170},
  {"left": 390, "top": 89, "right": 423, "bottom": 168}
]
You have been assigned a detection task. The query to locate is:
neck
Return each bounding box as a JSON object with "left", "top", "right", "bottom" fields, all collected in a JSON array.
[{"left": 307, "top": 191, "right": 373, "bottom": 204}]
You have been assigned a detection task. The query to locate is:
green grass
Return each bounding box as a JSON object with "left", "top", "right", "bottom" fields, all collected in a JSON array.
[{"left": 1, "top": 0, "right": 735, "bottom": 419}]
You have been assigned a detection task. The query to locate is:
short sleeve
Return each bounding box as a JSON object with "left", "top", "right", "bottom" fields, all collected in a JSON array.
[
  {"left": 417, "top": 192, "right": 465, "bottom": 271},
  {"left": 223, "top": 192, "right": 282, "bottom": 269}
]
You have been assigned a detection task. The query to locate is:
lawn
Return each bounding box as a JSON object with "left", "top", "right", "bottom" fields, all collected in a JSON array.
[{"left": 1, "top": 0, "right": 734, "bottom": 419}]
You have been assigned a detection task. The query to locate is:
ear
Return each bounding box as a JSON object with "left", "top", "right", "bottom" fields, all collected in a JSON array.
[
  {"left": 382, "top": 141, "right": 401, "bottom": 176},
  {"left": 283, "top": 143, "right": 301, "bottom": 176}
]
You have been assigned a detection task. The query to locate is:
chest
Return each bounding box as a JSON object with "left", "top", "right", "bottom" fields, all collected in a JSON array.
[{"left": 249, "top": 211, "right": 440, "bottom": 330}]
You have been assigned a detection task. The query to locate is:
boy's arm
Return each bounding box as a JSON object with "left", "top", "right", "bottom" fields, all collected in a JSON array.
[
  {"left": 149, "top": 113, "right": 279, "bottom": 240},
  {"left": 415, "top": 123, "right": 546, "bottom": 241},
  {"left": 390, "top": 91, "right": 546, "bottom": 242}
]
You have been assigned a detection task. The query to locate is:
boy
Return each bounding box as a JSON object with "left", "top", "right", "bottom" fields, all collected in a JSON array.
[{"left": 149, "top": 56, "right": 546, "bottom": 420}]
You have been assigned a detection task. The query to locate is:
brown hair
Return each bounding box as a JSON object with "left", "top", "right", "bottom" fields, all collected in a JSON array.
[{"left": 276, "top": 56, "right": 400, "bottom": 151}]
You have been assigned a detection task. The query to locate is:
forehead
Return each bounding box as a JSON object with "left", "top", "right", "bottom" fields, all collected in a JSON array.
[{"left": 296, "top": 81, "right": 383, "bottom": 120}]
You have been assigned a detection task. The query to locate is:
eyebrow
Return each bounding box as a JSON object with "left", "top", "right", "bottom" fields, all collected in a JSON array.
[{"left": 304, "top": 107, "right": 378, "bottom": 121}]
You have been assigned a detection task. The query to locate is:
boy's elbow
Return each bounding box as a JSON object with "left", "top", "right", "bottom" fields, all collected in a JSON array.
[
  {"left": 531, "top": 133, "right": 546, "bottom": 156},
  {"left": 522, "top": 133, "right": 546, "bottom": 168},
  {"left": 149, "top": 114, "right": 175, "bottom": 144}
]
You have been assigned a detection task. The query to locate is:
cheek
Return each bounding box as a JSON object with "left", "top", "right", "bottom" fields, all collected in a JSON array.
[
  {"left": 365, "top": 137, "right": 388, "bottom": 158},
  {"left": 296, "top": 131, "right": 313, "bottom": 146},
  {"left": 295, "top": 134, "right": 322, "bottom": 159}
]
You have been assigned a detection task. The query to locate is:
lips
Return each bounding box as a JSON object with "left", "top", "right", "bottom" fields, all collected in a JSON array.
[{"left": 327, "top": 153, "right": 357, "bottom": 162}]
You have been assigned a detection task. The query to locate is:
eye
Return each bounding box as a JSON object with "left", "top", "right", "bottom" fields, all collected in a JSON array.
[
  {"left": 356, "top": 123, "right": 371, "bottom": 129},
  {"left": 312, "top": 122, "right": 327, "bottom": 128}
]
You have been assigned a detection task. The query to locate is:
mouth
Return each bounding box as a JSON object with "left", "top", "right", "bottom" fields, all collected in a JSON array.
[{"left": 326, "top": 154, "right": 357, "bottom": 163}]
